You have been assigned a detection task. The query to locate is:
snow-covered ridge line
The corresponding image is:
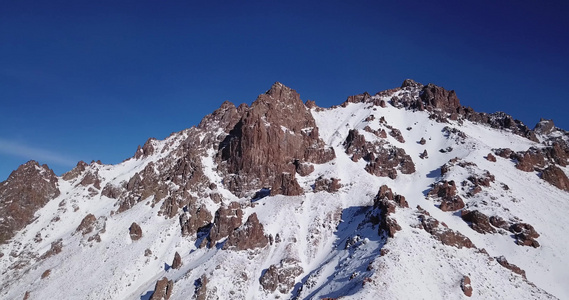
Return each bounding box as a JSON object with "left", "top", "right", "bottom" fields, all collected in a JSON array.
[{"left": 1, "top": 80, "right": 568, "bottom": 300}]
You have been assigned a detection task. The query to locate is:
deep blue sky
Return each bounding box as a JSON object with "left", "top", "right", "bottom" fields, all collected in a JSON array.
[{"left": 1, "top": 0, "right": 568, "bottom": 181}]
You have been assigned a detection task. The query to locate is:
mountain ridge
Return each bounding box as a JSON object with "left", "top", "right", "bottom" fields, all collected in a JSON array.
[{"left": 1, "top": 80, "right": 568, "bottom": 299}]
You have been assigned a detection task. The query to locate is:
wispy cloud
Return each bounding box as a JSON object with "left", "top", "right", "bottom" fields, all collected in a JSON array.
[{"left": 0, "top": 138, "right": 77, "bottom": 167}]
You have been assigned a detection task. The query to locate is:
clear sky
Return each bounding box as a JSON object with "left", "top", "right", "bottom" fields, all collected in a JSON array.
[{"left": 1, "top": 0, "right": 568, "bottom": 181}]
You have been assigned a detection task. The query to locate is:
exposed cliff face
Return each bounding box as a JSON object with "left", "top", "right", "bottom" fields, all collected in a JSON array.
[
  {"left": 217, "top": 82, "right": 335, "bottom": 196},
  {"left": 0, "top": 161, "right": 59, "bottom": 244}
]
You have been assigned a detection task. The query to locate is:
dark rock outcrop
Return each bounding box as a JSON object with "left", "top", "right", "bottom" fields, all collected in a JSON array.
[
  {"left": 344, "top": 129, "right": 415, "bottom": 179},
  {"left": 260, "top": 258, "right": 303, "bottom": 294},
  {"left": 101, "top": 183, "right": 122, "bottom": 199},
  {"left": 75, "top": 214, "right": 106, "bottom": 243},
  {"left": 420, "top": 83, "right": 461, "bottom": 114},
  {"left": 41, "top": 239, "right": 63, "bottom": 259},
  {"left": 510, "top": 223, "right": 540, "bottom": 248},
  {"left": 294, "top": 159, "right": 314, "bottom": 177},
  {"left": 428, "top": 180, "right": 465, "bottom": 211},
  {"left": 179, "top": 204, "right": 212, "bottom": 237},
  {"left": 223, "top": 213, "right": 269, "bottom": 250},
  {"left": 194, "top": 274, "right": 208, "bottom": 300},
  {"left": 461, "top": 210, "right": 496, "bottom": 234},
  {"left": 417, "top": 208, "right": 474, "bottom": 249},
  {"left": 0, "top": 161, "right": 60, "bottom": 244},
  {"left": 496, "top": 256, "right": 526, "bottom": 278},
  {"left": 78, "top": 170, "right": 101, "bottom": 190},
  {"left": 149, "top": 277, "right": 173, "bottom": 300},
  {"left": 61, "top": 161, "right": 88, "bottom": 181},
  {"left": 270, "top": 172, "right": 303, "bottom": 196},
  {"left": 534, "top": 119, "right": 555, "bottom": 135},
  {"left": 389, "top": 128, "right": 405, "bottom": 143},
  {"left": 313, "top": 176, "right": 342, "bottom": 193},
  {"left": 541, "top": 165, "right": 569, "bottom": 192},
  {"left": 371, "top": 185, "right": 408, "bottom": 237},
  {"left": 134, "top": 138, "right": 157, "bottom": 159},
  {"left": 76, "top": 214, "right": 97, "bottom": 235},
  {"left": 513, "top": 148, "right": 546, "bottom": 172},
  {"left": 489, "top": 216, "right": 509, "bottom": 230},
  {"left": 391, "top": 80, "right": 540, "bottom": 141},
  {"left": 209, "top": 202, "right": 243, "bottom": 245},
  {"left": 218, "top": 82, "right": 335, "bottom": 197}
]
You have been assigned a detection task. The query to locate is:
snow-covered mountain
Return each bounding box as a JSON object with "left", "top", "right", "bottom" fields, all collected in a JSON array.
[{"left": 1, "top": 80, "right": 568, "bottom": 300}]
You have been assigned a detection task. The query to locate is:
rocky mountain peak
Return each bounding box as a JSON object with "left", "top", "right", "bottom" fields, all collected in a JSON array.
[
  {"left": 534, "top": 118, "right": 555, "bottom": 135},
  {"left": 217, "top": 82, "right": 335, "bottom": 196},
  {"left": 265, "top": 81, "right": 300, "bottom": 102},
  {"left": 401, "top": 78, "right": 423, "bottom": 89},
  {"left": 0, "top": 161, "right": 60, "bottom": 244},
  {"left": 420, "top": 83, "right": 461, "bottom": 113}
]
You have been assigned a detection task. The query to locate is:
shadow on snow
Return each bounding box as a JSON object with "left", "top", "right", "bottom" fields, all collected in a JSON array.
[{"left": 293, "top": 205, "right": 387, "bottom": 299}]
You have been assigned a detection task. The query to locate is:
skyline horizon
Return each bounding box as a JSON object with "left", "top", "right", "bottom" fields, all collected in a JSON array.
[
  {"left": 2, "top": 77, "right": 563, "bottom": 181},
  {"left": 2, "top": 1, "right": 568, "bottom": 181}
]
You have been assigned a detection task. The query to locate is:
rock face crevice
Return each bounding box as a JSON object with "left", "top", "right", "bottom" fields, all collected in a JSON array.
[{"left": 217, "top": 82, "right": 335, "bottom": 196}]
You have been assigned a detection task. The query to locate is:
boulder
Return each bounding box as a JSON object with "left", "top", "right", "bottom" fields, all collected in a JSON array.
[
  {"left": 461, "top": 276, "right": 473, "bottom": 297},
  {"left": 171, "top": 252, "right": 182, "bottom": 269},
  {"left": 129, "top": 222, "right": 142, "bottom": 241}
]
